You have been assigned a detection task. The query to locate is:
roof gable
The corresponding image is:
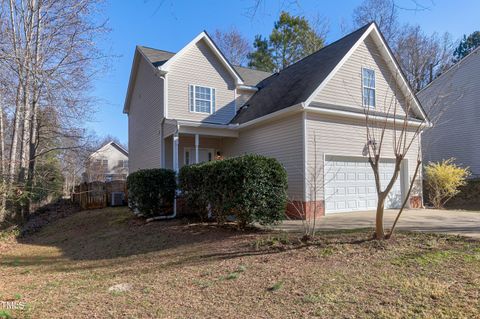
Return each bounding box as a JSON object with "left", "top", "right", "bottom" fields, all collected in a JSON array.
[
  {"left": 91, "top": 141, "right": 128, "bottom": 159},
  {"left": 230, "top": 24, "right": 371, "bottom": 124},
  {"left": 159, "top": 31, "right": 243, "bottom": 85},
  {"left": 230, "top": 23, "right": 428, "bottom": 125}
]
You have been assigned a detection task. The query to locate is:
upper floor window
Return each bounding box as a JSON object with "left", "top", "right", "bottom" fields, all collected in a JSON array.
[
  {"left": 117, "top": 160, "right": 128, "bottom": 168},
  {"left": 189, "top": 85, "right": 216, "bottom": 114},
  {"left": 362, "top": 68, "right": 376, "bottom": 108}
]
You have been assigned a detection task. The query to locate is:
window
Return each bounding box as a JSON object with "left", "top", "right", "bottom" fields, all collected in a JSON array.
[
  {"left": 362, "top": 68, "right": 376, "bottom": 108},
  {"left": 189, "top": 85, "right": 216, "bottom": 114},
  {"left": 118, "top": 160, "right": 128, "bottom": 168},
  {"left": 185, "top": 150, "right": 190, "bottom": 165}
]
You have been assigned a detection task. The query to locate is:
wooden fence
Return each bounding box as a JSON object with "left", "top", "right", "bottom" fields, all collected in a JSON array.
[{"left": 72, "top": 180, "right": 128, "bottom": 210}]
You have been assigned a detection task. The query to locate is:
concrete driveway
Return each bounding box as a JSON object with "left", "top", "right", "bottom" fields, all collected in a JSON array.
[{"left": 278, "top": 209, "right": 480, "bottom": 239}]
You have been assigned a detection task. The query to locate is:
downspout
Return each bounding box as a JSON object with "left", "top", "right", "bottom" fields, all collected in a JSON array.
[{"left": 146, "top": 124, "right": 179, "bottom": 222}]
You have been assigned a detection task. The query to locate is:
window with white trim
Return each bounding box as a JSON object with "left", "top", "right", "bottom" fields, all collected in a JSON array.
[
  {"left": 189, "top": 85, "right": 216, "bottom": 114},
  {"left": 362, "top": 68, "right": 376, "bottom": 108}
]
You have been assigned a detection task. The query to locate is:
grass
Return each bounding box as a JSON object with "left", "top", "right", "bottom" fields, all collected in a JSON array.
[{"left": 0, "top": 207, "right": 479, "bottom": 318}]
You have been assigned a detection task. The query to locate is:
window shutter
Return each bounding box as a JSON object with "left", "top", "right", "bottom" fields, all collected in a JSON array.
[
  {"left": 189, "top": 85, "right": 194, "bottom": 112},
  {"left": 211, "top": 88, "right": 216, "bottom": 113}
]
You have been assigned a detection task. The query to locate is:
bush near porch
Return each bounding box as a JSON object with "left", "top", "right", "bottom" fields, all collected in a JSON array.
[
  {"left": 127, "top": 169, "right": 176, "bottom": 217},
  {"left": 179, "top": 154, "right": 288, "bottom": 228}
]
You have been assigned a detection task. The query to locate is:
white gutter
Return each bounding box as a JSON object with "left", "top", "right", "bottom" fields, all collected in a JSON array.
[
  {"left": 304, "top": 106, "right": 429, "bottom": 128},
  {"left": 175, "top": 119, "right": 239, "bottom": 129},
  {"left": 237, "top": 85, "right": 258, "bottom": 91}
]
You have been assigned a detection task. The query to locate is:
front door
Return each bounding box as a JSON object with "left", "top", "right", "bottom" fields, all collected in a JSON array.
[{"left": 184, "top": 148, "right": 214, "bottom": 165}]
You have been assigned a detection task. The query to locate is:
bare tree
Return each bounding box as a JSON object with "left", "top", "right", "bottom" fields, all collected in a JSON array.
[
  {"left": 212, "top": 27, "right": 251, "bottom": 66},
  {"left": 395, "top": 25, "right": 452, "bottom": 92},
  {"left": 0, "top": 0, "right": 109, "bottom": 224},
  {"left": 352, "top": 0, "right": 399, "bottom": 45}
]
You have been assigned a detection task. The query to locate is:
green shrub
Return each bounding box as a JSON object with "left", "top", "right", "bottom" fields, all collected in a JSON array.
[
  {"left": 425, "top": 158, "right": 470, "bottom": 209},
  {"left": 178, "top": 164, "right": 209, "bottom": 220},
  {"left": 127, "top": 169, "right": 176, "bottom": 217},
  {"left": 178, "top": 154, "right": 288, "bottom": 228}
]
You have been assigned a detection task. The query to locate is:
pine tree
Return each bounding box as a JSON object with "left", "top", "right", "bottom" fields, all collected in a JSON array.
[{"left": 453, "top": 31, "right": 480, "bottom": 62}]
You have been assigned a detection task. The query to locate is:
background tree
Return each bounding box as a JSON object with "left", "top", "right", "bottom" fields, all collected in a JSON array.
[
  {"left": 453, "top": 31, "right": 480, "bottom": 62},
  {"left": 0, "top": 0, "right": 109, "bottom": 226},
  {"left": 247, "top": 35, "right": 275, "bottom": 72},
  {"left": 248, "top": 11, "right": 326, "bottom": 72},
  {"left": 352, "top": 0, "right": 399, "bottom": 45},
  {"left": 212, "top": 27, "right": 251, "bottom": 66},
  {"left": 269, "top": 11, "right": 325, "bottom": 71},
  {"left": 395, "top": 25, "right": 452, "bottom": 92}
]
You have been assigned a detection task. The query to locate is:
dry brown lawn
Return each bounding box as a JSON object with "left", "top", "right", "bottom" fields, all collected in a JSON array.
[{"left": 1, "top": 207, "right": 479, "bottom": 318}]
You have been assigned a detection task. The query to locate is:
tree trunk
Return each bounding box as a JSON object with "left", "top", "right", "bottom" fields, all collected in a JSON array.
[
  {"left": 0, "top": 104, "right": 6, "bottom": 223},
  {"left": 375, "top": 194, "right": 387, "bottom": 239}
]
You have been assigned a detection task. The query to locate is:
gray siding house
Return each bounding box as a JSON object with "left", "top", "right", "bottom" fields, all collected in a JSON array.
[
  {"left": 418, "top": 47, "right": 480, "bottom": 176},
  {"left": 124, "top": 23, "right": 427, "bottom": 217}
]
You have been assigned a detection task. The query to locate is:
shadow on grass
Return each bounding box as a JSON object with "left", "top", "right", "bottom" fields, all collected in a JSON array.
[
  {"left": 6, "top": 207, "right": 385, "bottom": 272},
  {"left": 13, "top": 207, "right": 254, "bottom": 263}
]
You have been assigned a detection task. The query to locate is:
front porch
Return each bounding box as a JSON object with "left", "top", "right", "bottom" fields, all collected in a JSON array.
[{"left": 162, "top": 120, "right": 239, "bottom": 172}]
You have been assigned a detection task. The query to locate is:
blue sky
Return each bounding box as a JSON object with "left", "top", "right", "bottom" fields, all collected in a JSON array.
[{"left": 89, "top": 0, "right": 480, "bottom": 145}]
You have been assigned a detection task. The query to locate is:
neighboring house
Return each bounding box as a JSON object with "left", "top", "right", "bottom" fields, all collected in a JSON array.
[
  {"left": 84, "top": 141, "right": 129, "bottom": 182},
  {"left": 418, "top": 46, "right": 480, "bottom": 177},
  {"left": 124, "top": 23, "right": 428, "bottom": 217}
]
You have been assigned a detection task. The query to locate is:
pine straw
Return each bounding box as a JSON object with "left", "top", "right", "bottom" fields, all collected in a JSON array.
[{"left": 0, "top": 207, "right": 479, "bottom": 318}]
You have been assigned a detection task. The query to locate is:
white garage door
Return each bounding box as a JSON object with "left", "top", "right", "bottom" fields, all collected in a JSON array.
[{"left": 324, "top": 156, "right": 403, "bottom": 213}]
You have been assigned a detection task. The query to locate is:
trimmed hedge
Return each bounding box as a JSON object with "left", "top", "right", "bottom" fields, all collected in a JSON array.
[
  {"left": 127, "top": 169, "right": 176, "bottom": 217},
  {"left": 179, "top": 154, "right": 288, "bottom": 228}
]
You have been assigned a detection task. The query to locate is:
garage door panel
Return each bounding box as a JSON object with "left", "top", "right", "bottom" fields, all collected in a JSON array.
[{"left": 325, "top": 156, "right": 402, "bottom": 214}]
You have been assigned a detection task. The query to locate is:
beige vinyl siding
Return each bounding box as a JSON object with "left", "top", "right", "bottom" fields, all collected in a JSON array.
[
  {"left": 418, "top": 49, "right": 480, "bottom": 176},
  {"left": 306, "top": 112, "right": 420, "bottom": 200},
  {"left": 163, "top": 121, "right": 177, "bottom": 138},
  {"left": 312, "top": 35, "right": 407, "bottom": 115},
  {"left": 168, "top": 39, "right": 236, "bottom": 124},
  {"left": 223, "top": 113, "right": 304, "bottom": 199},
  {"left": 128, "top": 57, "right": 164, "bottom": 172}
]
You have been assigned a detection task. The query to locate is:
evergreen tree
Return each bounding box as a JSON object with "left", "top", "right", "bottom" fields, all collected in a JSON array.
[
  {"left": 247, "top": 35, "right": 275, "bottom": 72},
  {"left": 248, "top": 12, "right": 325, "bottom": 72},
  {"left": 453, "top": 31, "right": 480, "bottom": 62},
  {"left": 269, "top": 12, "right": 324, "bottom": 71}
]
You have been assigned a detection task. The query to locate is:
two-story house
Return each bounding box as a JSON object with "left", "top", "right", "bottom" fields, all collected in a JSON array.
[
  {"left": 84, "top": 141, "right": 129, "bottom": 182},
  {"left": 124, "top": 23, "right": 428, "bottom": 217}
]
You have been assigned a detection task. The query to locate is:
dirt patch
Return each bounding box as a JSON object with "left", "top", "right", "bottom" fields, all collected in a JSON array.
[
  {"left": 1, "top": 207, "right": 479, "bottom": 318},
  {"left": 20, "top": 199, "right": 81, "bottom": 236}
]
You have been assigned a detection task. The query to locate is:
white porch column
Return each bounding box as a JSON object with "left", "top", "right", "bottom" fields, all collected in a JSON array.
[
  {"left": 195, "top": 134, "right": 199, "bottom": 164},
  {"left": 173, "top": 132, "right": 179, "bottom": 172}
]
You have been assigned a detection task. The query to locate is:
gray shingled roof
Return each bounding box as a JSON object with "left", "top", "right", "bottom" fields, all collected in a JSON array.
[
  {"left": 137, "top": 46, "right": 270, "bottom": 86},
  {"left": 230, "top": 23, "right": 372, "bottom": 124},
  {"left": 233, "top": 66, "right": 272, "bottom": 86},
  {"left": 138, "top": 46, "right": 175, "bottom": 67}
]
